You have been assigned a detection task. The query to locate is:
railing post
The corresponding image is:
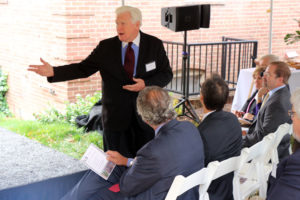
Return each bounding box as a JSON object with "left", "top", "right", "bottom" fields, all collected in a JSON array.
[
  {"left": 186, "top": 44, "right": 191, "bottom": 100},
  {"left": 252, "top": 41, "right": 258, "bottom": 68},
  {"left": 221, "top": 43, "right": 227, "bottom": 80},
  {"left": 182, "top": 31, "right": 188, "bottom": 114}
]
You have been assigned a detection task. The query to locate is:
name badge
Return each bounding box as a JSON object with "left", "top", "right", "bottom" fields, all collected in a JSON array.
[{"left": 145, "top": 61, "right": 156, "bottom": 72}]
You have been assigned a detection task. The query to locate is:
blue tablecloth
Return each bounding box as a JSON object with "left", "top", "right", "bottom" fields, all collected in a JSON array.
[{"left": 0, "top": 170, "right": 87, "bottom": 200}]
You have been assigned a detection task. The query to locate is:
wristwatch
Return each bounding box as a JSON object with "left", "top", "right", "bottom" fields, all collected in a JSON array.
[{"left": 129, "top": 160, "right": 134, "bottom": 166}]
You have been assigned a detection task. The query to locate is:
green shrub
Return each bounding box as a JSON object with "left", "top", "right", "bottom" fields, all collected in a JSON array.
[
  {"left": 33, "top": 107, "right": 65, "bottom": 123},
  {"left": 284, "top": 31, "right": 300, "bottom": 45},
  {"left": 64, "top": 92, "right": 102, "bottom": 124},
  {"left": 0, "top": 68, "right": 11, "bottom": 117},
  {"left": 34, "top": 91, "right": 102, "bottom": 125},
  {"left": 284, "top": 19, "right": 300, "bottom": 45}
]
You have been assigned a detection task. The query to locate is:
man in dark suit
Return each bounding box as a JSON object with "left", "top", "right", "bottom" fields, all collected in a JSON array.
[
  {"left": 198, "top": 74, "right": 242, "bottom": 200},
  {"left": 28, "top": 6, "right": 173, "bottom": 158},
  {"left": 243, "top": 61, "right": 292, "bottom": 160},
  {"left": 266, "top": 88, "right": 300, "bottom": 200},
  {"left": 61, "top": 86, "right": 205, "bottom": 200}
]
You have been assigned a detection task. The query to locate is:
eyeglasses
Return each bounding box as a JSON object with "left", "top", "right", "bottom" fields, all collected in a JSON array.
[{"left": 288, "top": 110, "right": 296, "bottom": 118}]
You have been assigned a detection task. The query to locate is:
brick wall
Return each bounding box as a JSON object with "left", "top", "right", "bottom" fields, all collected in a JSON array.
[{"left": 0, "top": 0, "right": 299, "bottom": 119}]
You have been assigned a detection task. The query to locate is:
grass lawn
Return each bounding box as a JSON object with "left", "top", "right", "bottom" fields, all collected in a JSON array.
[{"left": 0, "top": 117, "right": 103, "bottom": 159}]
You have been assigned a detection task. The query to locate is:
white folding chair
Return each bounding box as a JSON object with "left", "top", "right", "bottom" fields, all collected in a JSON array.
[
  {"left": 165, "top": 161, "right": 219, "bottom": 200},
  {"left": 211, "top": 148, "right": 250, "bottom": 200},
  {"left": 269, "top": 123, "right": 293, "bottom": 178},
  {"left": 238, "top": 133, "right": 275, "bottom": 200}
]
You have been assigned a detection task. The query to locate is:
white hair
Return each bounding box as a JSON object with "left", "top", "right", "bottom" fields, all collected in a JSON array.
[
  {"left": 260, "top": 54, "right": 280, "bottom": 63},
  {"left": 291, "top": 88, "right": 300, "bottom": 118},
  {"left": 137, "top": 86, "right": 176, "bottom": 126},
  {"left": 115, "top": 6, "right": 142, "bottom": 27}
]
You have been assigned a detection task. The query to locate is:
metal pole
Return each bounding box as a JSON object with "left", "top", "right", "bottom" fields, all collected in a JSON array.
[
  {"left": 182, "top": 31, "right": 187, "bottom": 114},
  {"left": 122, "top": 0, "right": 125, "bottom": 6},
  {"left": 268, "top": 0, "right": 273, "bottom": 54}
]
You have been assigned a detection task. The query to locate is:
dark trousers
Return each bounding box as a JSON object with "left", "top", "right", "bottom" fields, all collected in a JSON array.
[
  {"left": 103, "top": 112, "right": 154, "bottom": 158},
  {"left": 61, "top": 167, "right": 127, "bottom": 200}
]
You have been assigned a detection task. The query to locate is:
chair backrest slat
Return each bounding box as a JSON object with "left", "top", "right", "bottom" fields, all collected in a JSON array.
[
  {"left": 213, "top": 148, "right": 249, "bottom": 180},
  {"left": 165, "top": 161, "right": 219, "bottom": 200}
]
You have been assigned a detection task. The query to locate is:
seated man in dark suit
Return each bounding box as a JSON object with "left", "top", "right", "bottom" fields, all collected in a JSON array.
[
  {"left": 61, "top": 86, "right": 205, "bottom": 200},
  {"left": 198, "top": 74, "right": 242, "bottom": 200},
  {"left": 267, "top": 88, "right": 300, "bottom": 200},
  {"left": 243, "top": 61, "right": 292, "bottom": 160}
]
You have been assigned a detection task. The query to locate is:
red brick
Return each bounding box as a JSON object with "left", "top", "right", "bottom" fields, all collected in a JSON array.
[{"left": 1, "top": 0, "right": 300, "bottom": 119}]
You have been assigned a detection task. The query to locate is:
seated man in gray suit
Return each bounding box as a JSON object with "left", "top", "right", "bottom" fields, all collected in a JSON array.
[
  {"left": 61, "top": 86, "right": 205, "bottom": 200},
  {"left": 198, "top": 74, "right": 242, "bottom": 200},
  {"left": 243, "top": 61, "right": 292, "bottom": 160}
]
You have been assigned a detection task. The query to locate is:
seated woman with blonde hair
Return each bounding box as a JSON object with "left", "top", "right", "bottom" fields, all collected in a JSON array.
[{"left": 234, "top": 66, "right": 267, "bottom": 122}]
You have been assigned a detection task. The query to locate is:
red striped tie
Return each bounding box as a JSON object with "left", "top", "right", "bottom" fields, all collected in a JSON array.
[{"left": 124, "top": 42, "right": 135, "bottom": 80}]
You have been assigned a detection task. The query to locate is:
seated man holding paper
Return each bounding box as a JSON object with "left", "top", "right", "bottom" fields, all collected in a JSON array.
[{"left": 61, "top": 86, "right": 205, "bottom": 200}]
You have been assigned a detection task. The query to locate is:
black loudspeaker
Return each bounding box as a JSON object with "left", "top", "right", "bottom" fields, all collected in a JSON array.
[
  {"left": 200, "top": 4, "right": 210, "bottom": 28},
  {"left": 161, "top": 4, "right": 210, "bottom": 32}
]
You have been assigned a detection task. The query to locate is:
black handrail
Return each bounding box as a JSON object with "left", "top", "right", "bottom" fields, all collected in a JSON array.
[{"left": 164, "top": 37, "right": 258, "bottom": 96}]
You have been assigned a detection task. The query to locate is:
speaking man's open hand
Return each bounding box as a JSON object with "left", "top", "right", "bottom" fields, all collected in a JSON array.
[
  {"left": 122, "top": 78, "right": 145, "bottom": 92},
  {"left": 28, "top": 58, "right": 54, "bottom": 77}
]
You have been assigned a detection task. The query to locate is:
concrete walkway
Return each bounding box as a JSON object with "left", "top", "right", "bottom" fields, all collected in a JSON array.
[{"left": 0, "top": 127, "right": 87, "bottom": 190}]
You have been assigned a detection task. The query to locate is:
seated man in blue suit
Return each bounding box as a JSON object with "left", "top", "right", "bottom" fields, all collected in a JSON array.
[
  {"left": 197, "top": 74, "right": 242, "bottom": 200},
  {"left": 267, "top": 88, "right": 300, "bottom": 200},
  {"left": 61, "top": 86, "right": 205, "bottom": 200}
]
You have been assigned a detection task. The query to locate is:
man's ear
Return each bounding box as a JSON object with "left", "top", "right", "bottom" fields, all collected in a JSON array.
[
  {"left": 135, "top": 21, "right": 141, "bottom": 29},
  {"left": 199, "top": 94, "right": 204, "bottom": 106},
  {"left": 277, "top": 76, "right": 284, "bottom": 84}
]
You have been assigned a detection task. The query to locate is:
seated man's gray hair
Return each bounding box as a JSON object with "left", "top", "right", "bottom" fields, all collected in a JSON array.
[
  {"left": 137, "top": 86, "right": 176, "bottom": 126},
  {"left": 260, "top": 54, "right": 279, "bottom": 63}
]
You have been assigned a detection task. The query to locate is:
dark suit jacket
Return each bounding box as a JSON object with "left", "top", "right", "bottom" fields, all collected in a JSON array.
[
  {"left": 119, "top": 119, "right": 205, "bottom": 200},
  {"left": 241, "top": 90, "right": 258, "bottom": 115},
  {"left": 198, "top": 111, "right": 242, "bottom": 200},
  {"left": 267, "top": 148, "right": 300, "bottom": 200},
  {"left": 243, "top": 86, "right": 292, "bottom": 160},
  {"left": 48, "top": 31, "right": 172, "bottom": 132}
]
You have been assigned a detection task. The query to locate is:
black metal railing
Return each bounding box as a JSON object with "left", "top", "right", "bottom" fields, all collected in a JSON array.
[{"left": 164, "top": 37, "right": 258, "bottom": 97}]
